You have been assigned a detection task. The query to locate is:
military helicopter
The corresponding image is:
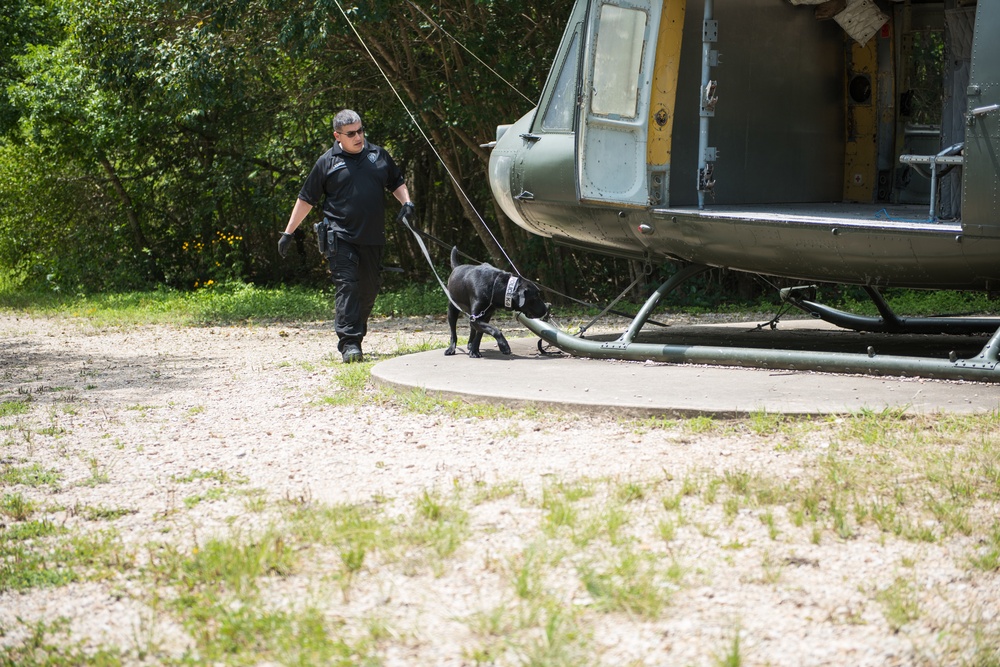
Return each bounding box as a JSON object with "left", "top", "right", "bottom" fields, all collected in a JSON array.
[{"left": 486, "top": 0, "right": 1000, "bottom": 381}]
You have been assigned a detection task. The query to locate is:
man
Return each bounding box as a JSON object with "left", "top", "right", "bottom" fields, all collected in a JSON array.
[{"left": 279, "top": 109, "right": 414, "bottom": 363}]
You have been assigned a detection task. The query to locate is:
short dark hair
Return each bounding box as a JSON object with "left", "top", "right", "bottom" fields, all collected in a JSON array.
[{"left": 333, "top": 109, "right": 362, "bottom": 132}]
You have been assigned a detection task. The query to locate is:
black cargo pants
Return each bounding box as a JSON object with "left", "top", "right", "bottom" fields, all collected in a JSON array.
[{"left": 328, "top": 236, "right": 384, "bottom": 353}]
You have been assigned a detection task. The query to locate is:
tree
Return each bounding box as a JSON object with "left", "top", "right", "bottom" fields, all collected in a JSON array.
[{"left": 2, "top": 0, "right": 646, "bottom": 303}]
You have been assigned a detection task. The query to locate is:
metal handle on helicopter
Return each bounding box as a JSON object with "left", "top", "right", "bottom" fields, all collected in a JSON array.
[{"left": 968, "top": 103, "right": 1000, "bottom": 126}]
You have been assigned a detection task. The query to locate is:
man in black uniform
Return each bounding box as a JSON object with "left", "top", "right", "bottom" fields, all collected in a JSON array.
[{"left": 279, "top": 109, "right": 414, "bottom": 363}]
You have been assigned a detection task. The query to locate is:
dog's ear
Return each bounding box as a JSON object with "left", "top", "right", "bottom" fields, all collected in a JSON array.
[{"left": 517, "top": 283, "right": 538, "bottom": 310}]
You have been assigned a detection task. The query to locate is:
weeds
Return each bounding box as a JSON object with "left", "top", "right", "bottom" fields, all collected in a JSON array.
[
  {"left": 0, "top": 398, "right": 31, "bottom": 418},
  {"left": 3, "top": 306, "right": 1000, "bottom": 665},
  {"left": 579, "top": 545, "right": 678, "bottom": 617},
  {"left": 1, "top": 462, "right": 62, "bottom": 488},
  {"left": 1, "top": 491, "right": 37, "bottom": 520},
  {"left": 876, "top": 576, "right": 921, "bottom": 631}
]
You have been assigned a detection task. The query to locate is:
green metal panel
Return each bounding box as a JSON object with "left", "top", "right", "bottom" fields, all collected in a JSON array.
[{"left": 963, "top": 2, "right": 1000, "bottom": 237}]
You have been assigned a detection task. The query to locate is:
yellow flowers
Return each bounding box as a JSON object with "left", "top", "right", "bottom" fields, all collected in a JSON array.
[
  {"left": 182, "top": 231, "right": 242, "bottom": 253},
  {"left": 215, "top": 231, "right": 242, "bottom": 246},
  {"left": 186, "top": 231, "right": 243, "bottom": 287}
]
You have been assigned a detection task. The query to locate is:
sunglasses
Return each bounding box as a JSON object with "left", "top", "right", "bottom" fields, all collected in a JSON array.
[{"left": 337, "top": 126, "right": 365, "bottom": 138}]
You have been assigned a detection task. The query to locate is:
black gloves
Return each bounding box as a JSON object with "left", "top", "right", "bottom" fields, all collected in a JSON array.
[
  {"left": 396, "top": 201, "right": 415, "bottom": 226},
  {"left": 277, "top": 232, "right": 293, "bottom": 258}
]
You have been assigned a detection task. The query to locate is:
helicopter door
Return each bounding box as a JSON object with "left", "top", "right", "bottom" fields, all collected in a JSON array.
[
  {"left": 576, "top": 0, "right": 662, "bottom": 207},
  {"left": 964, "top": 1, "right": 1000, "bottom": 236}
]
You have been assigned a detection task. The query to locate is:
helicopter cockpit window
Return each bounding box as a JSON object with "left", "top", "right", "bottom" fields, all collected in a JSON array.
[
  {"left": 590, "top": 4, "right": 646, "bottom": 118},
  {"left": 541, "top": 29, "right": 580, "bottom": 132}
]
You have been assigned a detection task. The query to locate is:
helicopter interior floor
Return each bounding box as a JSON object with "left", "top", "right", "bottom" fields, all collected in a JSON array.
[{"left": 655, "top": 202, "right": 960, "bottom": 230}]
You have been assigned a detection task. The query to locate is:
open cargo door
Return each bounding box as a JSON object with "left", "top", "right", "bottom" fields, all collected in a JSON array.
[
  {"left": 576, "top": 0, "right": 662, "bottom": 207},
  {"left": 964, "top": 1, "right": 1000, "bottom": 237}
]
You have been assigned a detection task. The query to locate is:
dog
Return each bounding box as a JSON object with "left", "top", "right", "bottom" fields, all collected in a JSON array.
[{"left": 445, "top": 246, "right": 550, "bottom": 358}]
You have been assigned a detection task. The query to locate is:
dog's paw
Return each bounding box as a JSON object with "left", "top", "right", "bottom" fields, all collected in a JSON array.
[
  {"left": 498, "top": 343, "right": 511, "bottom": 355},
  {"left": 444, "top": 346, "right": 456, "bottom": 356},
  {"left": 469, "top": 350, "right": 483, "bottom": 359}
]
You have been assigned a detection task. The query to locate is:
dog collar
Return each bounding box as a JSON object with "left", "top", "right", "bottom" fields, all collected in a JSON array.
[{"left": 504, "top": 277, "right": 519, "bottom": 309}]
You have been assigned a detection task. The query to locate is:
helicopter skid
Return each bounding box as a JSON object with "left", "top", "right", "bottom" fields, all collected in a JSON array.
[
  {"left": 516, "top": 267, "right": 1000, "bottom": 384},
  {"left": 517, "top": 313, "right": 1000, "bottom": 383}
]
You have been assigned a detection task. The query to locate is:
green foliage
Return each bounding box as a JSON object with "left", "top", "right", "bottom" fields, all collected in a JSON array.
[
  {"left": 0, "top": 399, "right": 31, "bottom": 418},
  {"left": 0, "top": 282, "right": 337, "bottom": 324},
  {"left": 373, "top": 282, "right": 447, "bottom": 317},
  {"left": 1, "top": 492, "right": 37, "bottom": 521},
  {"left": 2, "top": 0, "right": 999, "bottom": 313},
  {"left": 0, "top": 0, "right": 576, "bottom": 295},
  {"left": 0, "top": 618, "right": 123, "bottom": 667},
  {"left": 1, "top": 462, "right": 62, "bottom": 488}
]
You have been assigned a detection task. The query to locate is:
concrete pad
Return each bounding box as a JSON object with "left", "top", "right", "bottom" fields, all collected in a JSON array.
[{"left": 371, "top": 320, "right": 1000, "bottom": 416}]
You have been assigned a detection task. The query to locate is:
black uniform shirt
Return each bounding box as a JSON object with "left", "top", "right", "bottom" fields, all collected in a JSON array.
[{"left": 298, "top": 141, "right": 405, "bottom": 246}]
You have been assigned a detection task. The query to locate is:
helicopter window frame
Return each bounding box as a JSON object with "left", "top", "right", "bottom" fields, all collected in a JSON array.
[
  {"left": 590, "top": 4, "right": 646, "bottom": 119},
  {"left": 540, "top": 27, "right": 582, "bottom": 132}
]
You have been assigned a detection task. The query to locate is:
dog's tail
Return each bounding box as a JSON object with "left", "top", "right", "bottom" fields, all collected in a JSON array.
[{"left": 450, "top": 246, "right": 461, "bottom": 270}]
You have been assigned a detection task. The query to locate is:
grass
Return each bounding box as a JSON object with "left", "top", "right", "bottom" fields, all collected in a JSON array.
[
  {"left": 714, "top": 628, "right": 744, "bottom": 667},
  {"left": 4, "top": 291, "right": 1000, "bottom": 664},
  {"left": 0, "top": 399, "right": 31, "bottom": 418},
  {"left": 4, "top": 282, "right": 994, "bottom": 327},
  {"left": 0, "top": 618, "right": 124, "bottom": 666},
  {"left": 0, "top": 281, "right": 450, "bottom": 326},
  {"left": 876, "top": 576, "right": 922, "bottom": 632},
  {"left": 1, "top": 492, "right": 37, "bottom": 521},
  {"left": 0, "top": 523, "right": 132, "bottom": 593},
  {"left": 578, "top": 545, "right": 680, "bottom": 617},
  {"left": 0, "top": 462, "right": 62, "bottom": 488},
  {"left": 3, "top": 410, "right": 1000, "bottom": 662},
  {"left": 144, "top": 524, "right": 374, "bottom": 665}
]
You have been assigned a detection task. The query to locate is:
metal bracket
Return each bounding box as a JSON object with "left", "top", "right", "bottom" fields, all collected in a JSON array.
[
  {"left": 699, "top": 163, "right": 716, "bottom": 192},
  {"left": 703, "top": 19, "right": 718, "bottom": 42},
  {"left": 701, "top": 81, "right": 718, "bottom": 116}
]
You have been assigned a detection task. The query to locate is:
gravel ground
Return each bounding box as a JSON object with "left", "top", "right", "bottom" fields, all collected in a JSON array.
[{"left": 1, "top": 312, "right": 999, "bottom": 666}]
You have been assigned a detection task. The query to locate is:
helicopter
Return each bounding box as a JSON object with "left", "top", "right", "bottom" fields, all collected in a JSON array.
[{"left": 485, "top": 0, "right": 1000, "bottom": 382}]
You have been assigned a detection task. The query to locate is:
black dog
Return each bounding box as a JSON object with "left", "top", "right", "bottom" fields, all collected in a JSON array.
[{"left": 445, "top": 247, "right": 549, "bottom": 358}]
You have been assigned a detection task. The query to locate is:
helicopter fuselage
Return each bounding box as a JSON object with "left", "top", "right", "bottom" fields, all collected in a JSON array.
[{"left": 488, "top": 0, "right": 1000, "bottom": 291}]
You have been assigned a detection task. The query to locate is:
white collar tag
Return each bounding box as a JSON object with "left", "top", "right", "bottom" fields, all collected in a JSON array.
[{"left": 504, "top": 277, "right": 519, "bottom": 308}]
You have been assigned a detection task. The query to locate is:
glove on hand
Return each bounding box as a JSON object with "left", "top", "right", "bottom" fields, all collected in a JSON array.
[
  {"left": 277, "top": 232, "right": 293, "bottom": 258},
  {"left": 396, "top": 201, "right": 416, "bottom": 226}
]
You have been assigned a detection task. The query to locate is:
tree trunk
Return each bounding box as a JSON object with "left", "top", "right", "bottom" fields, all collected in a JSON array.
[{"left": 97, "top": 154, "right": 164, "bottom": 282}]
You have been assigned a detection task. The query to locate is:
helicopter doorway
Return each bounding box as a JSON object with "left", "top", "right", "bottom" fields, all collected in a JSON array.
[{"left": 666, "top": 0, "right": 846, "bottom": 208}]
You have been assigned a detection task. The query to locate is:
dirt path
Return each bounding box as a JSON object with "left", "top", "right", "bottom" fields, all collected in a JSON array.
[{"left": 1, "top": 313, "right": 998, "bottom": 666}]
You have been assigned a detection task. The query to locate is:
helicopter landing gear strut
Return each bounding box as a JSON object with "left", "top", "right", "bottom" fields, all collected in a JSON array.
[
  {"left": 780, "top": 284, "right": 1000, "bottom": 335},
  {"left": 516, "top": 264, "right": 1000, "bottom": 382}
]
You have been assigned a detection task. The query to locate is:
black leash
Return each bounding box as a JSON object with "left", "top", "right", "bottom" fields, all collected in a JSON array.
[
  {"left": 398, "top": 218, "right": 670, "bottom": 332},
  {"left": 399, "top": 214, "right": 496, "bottom": 321}
]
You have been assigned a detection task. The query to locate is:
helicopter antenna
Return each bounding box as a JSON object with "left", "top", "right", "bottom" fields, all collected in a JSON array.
[
  {"left": 405, "top": 0, "right": 536, "bottom": 106},
  {"left": 331, "top": 0, "right": 523, "bottom": 277}
]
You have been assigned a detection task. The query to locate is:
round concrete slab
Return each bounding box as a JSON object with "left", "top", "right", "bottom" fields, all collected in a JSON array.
[{"left": 371, "top": 320, "right": 1000, "bottom": 416}]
